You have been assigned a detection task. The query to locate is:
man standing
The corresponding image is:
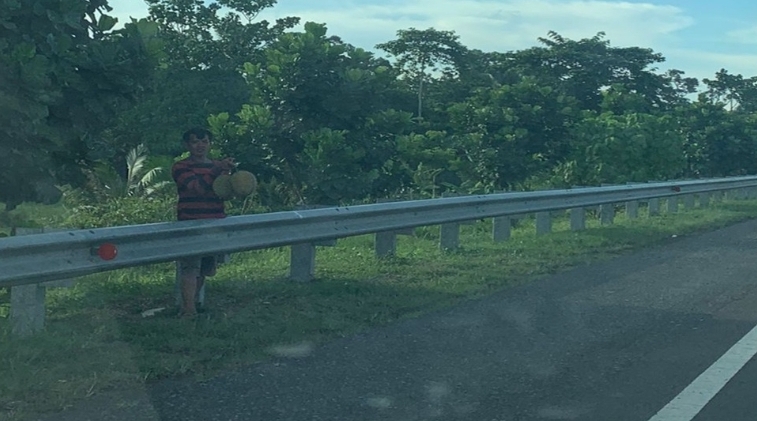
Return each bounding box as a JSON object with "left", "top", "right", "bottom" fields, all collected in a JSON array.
[{"left": 172, "top": 127, "right": 235, "bottom": 317}]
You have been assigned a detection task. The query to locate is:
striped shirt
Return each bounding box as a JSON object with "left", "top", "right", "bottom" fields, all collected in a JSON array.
[{"left": 172, "top": 158, "right": 226, "bottom": 221}]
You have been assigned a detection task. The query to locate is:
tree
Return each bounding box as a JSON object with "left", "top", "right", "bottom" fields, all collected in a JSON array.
[
  {"left": 0, "top": 0, "right": 163, "bottom": 210},
  {"left": 675, "top": 99, "right": 757, "bottom": 177},
  {"left": 102, "top": 64, "right": 251, "bottom": 161},
  {"left": 98, "top": 0, "right": 300, "bottom": 166},
  {"left": 376, "top": 27, "right": 467, "bottom": 119},
  {"left": 702, "top": 69, "right": 757, "bottom": 113},
  {"left": 209, "top": 22, "right": 405, "bottom": 206},
  {"left": 145, "top": 0, "right": 299, "bottom": 71},
  {"left": 499, "top": 31, "right": 695, "bottom": 112},
  {"left": 446, "top": 77, "right": 579, "bottom": 189},
  {"left": 551, "top": 111, "right": 687, "bottom": 186}
]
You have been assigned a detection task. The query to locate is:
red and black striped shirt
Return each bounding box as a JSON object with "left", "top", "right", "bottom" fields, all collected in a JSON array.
[{"left": 172, "top": 158, "right": 226, "bottom": 221}]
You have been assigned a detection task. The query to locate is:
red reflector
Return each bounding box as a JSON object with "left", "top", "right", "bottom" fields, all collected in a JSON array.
[
  {"left": 97, "top": 243, "right": 118, "bottom": 260},
  {"left": 672, "top": 186, "right": 681, "bottom": 192}
]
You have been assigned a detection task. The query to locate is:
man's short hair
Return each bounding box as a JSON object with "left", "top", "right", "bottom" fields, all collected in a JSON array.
[{"left": 182, "top": 127, "right": 213, "bottom": 143}]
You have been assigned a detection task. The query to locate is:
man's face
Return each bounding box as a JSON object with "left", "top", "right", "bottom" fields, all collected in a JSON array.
[{"left": 186, "top": 134, "right": 210, "bottom": 158}]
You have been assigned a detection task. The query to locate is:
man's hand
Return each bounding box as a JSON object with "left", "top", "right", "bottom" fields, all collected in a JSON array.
[{"left": 218, "top": 157, "right": 236, "bottom": 171}]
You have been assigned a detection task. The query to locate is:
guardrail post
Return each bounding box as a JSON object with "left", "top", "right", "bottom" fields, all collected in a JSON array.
[
  {"left": 286, "top": 205, "right": 339, "bottom": 281},
  {"left": 683, "top": 194, "right": 695, "bottom": 210},
  {"left": 579, "top": 185, "right": 600, "bottom": 215},
  {"left": 624, "top": 182, "right": 642, "bottom": 219},
  {"left": 624, "top": 182, "right": 643, "bottom": 219},
  {"left": 667, "top": 196, "right": 678, "bottom": 213},
  {"left": 599, "top": 204, "right": 614, "bottom": 225},
  {"left": 648, "top": 198, "right": 660, "bottom": 216},
  {"left": 10, "top": 228, "right": 75, "bottom": 336},
  {"left": 599, "top": 184, "right": 616, "bottom": 225},
  {"left": 699, "top": 192, "right": 710, "bottom": 207},
  {"left": 439, "top": 193, "right": 462, "bottom": 250},
  {"left": 10, "top": 283, "right": 45, "bottom": 337},
  {"left": 375, "top": 231, "right": 396, "bottom": 257},
  {"left": 490, "top": 191, "right": 512, "bottom": 242},
  {"left": 374, "top": 199, "right": 396, "bottom": 257},
  {"left": 712, "top": 190, "right": 724, "bottom": 203},
  {"left": 626, "top": 181, "right": 643, "bottom": 219},
  {"left": 372, "top": 199, "right": 416, "bottom": 258},
  {"left": 646, "top": 181, "right": 661, "bottom": 216},
  {"left": 290, "top": 243, "right": 316, "bottom": 281},
  {"left": 570, "top": 208, "right": 585, "bottom": 231},
  {"left": 440, "top": 222, "right": 460, "bottom": 250},
  {"left": 536, "top": 211, "right": 551, "bottom": 235},
  {"left": 492, "top": 216, "right": 511, "bottom": 242},
  {"left": 376, "top": 226, "right": 414, "bottom": 257},
  {"left": 569, "top": 186, "right": 586, "bottom": 230}
]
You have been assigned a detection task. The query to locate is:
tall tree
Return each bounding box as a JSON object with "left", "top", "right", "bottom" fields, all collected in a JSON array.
[
  {"left": 376, "top": 27, "right": 467, "bottom": 119},
  {"left": 702, "top": 69, "right": 757, "bottom": 113},
  {"left": 0, "top": 0, "right": 162, "bottom": 210},
  {"left": 500, "top": 31, "right": 696, "bottom": 112},
  {"left": 145, "top": 0, "right": 299, "bottom": 71}
]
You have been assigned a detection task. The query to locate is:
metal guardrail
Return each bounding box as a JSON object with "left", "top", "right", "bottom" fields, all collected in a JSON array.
[{"left": 2, "top": 175, "right": 757, "bottom": 288}]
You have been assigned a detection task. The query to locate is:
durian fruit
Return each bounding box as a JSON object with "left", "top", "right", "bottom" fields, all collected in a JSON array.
[
  {"left": 230, "top": 170, "right": 258, "bottom": 197},
  {"left": 212, "top": 174, "right": 234, "bottom": 199}
]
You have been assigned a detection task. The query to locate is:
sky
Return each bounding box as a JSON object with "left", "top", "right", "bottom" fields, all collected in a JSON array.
[{"left": 108, "top": 0, "right": 757, "bottom": 84}]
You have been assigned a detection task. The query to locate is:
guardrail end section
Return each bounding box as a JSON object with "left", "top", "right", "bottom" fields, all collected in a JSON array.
[{"left": 8, "top": 227, "right": 75, "bottom": 337}]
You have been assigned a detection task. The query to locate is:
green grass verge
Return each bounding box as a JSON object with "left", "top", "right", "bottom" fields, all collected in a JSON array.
[{"left": 2, "top": 199, "right": 757, "bottom": 420}]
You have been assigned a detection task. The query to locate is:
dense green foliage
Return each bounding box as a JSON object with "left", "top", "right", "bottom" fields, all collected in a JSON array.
[
  {"left": 4, "top": 0, "right": 757, "bottom": 223},
  {"left": 0, "top": 0, "right": 162, "bottom": 211}
]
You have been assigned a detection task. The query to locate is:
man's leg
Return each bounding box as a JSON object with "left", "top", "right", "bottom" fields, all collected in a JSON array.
[
  {"left": 196, "top": 256, "right": 217, "bottom": 311},
  {"left": 201, "top": 256, "right": 217, "bottom": 277},
  {"left": 179, "top": 257, "right": 201, "bottom": 317},
  {"left": 195, "top": 274, "right": 205, "bottom": 311}
]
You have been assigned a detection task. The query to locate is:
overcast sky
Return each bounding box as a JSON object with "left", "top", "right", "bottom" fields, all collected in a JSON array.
[{"left": 109, "top": 0, "right": 757, "bottom": 84}]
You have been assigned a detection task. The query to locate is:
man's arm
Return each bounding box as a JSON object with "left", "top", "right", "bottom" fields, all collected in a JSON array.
[{"left": 172, "top": 162, "right": 223, "bottom": 195}]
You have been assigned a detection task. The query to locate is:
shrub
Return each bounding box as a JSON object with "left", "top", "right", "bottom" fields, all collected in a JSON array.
[{"left": 65, "top": 194, "right": 177, "bottom": 228}]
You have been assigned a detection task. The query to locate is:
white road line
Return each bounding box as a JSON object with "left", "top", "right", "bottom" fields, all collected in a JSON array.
[{"left": 647, "top": 323, "right": 757, "bottom": 421}]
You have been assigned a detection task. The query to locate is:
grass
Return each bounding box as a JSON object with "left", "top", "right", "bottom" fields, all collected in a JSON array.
[{"left": 2, "top": 198, "right": 757, "bottom": 420}]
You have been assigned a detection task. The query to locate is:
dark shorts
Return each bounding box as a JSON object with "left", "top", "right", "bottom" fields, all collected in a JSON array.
[{"left": 178, "top": 255, "right": 217, "bottom": 277}]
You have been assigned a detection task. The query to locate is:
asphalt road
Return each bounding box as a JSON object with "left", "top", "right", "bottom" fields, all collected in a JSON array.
[{"left": 42, "top": 219, "right": 757, "bottom": 421}]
